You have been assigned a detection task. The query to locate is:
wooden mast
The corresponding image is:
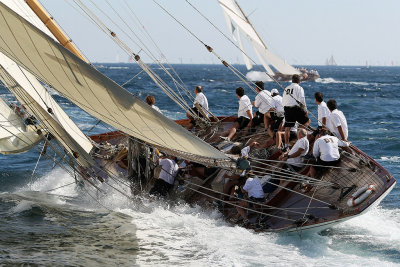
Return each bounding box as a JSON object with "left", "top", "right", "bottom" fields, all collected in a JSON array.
[{"left": 24, "top": 0, "right": 87, "bottom": 63}]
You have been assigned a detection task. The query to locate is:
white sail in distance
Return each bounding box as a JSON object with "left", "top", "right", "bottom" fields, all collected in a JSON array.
[
  {"left": 218, "top": 0, "right": 300, "bottom": 76},
  {"left": 0, "top": 0, "right": 93, "bottom": 154},
  {"left": 0, "top": 3, "right": 230, "bottom": 167}
]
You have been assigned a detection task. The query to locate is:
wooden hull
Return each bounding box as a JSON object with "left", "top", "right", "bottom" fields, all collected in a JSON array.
[{"left": 89, "top": 116, "right": 396, "bottom": 233}]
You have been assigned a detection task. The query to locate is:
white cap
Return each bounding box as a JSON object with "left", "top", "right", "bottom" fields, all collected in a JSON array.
[{"left": 271, "top": 88, "right": 279, "bottom": 95}]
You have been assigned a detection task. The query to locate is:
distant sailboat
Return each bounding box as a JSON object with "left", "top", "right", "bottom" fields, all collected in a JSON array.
[
  {"left": 326, "top": 55, "right": 337, "bottom": 66},
  {"left": 219, "top": 0, "right": 319, "bottom": 81}
]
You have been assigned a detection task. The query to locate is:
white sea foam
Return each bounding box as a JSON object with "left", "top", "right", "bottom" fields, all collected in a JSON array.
[
  {"left": 15, "top": 169, "right": 400, "bottom": 266},
  {"left": 380, "top": 156, "right": 400, "bottom": 162},
  {"left": 316, "top": 78, "right": 370, "bottom": 86},
  {"left": 246, "top": 71, "right": 272, "bottom": 82}
]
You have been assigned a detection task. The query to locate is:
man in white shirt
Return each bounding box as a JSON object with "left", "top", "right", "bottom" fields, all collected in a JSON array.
[
  {"left": 311, "top": 92, "right": 330, "bottom": 138},
  {"left": 149, "top": 155, "right": 179, "bottom": 197},
  {"left": 264, "top": 88, "right": 284, "bottom": 137},
  {"left": 251, "top": 81, "right": 273, "bottom": 127},
  {"left": 145, "top": 95, "right": 163, "bottom": 114},
  {"left": 282, "top": 74, "right": 310, "bottom": 151},
  {"left": 308, "top": 129, "right": 341, "bottom": 178},
  {"left": 186, "top": 85, "right": 209, "bottom": 126},
  {"left": 326, "top": 99, "right": 349, "bottom": 147},
  {"left": 280, "top": 128, "right": 309, "bottom": 171},
  {"left": 221, "top": 87, "right": 252, "bottom": 141},
  {"left": 230, "top": 176, "right": 265, "bottom": 225}
]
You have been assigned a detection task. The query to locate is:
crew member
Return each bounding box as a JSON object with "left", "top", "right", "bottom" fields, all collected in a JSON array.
[
  {"left": 327, "top": 99, "right": 349, "bottom": 147},
  {"left": 220, "top": 87, "right": 252, "bottom": 141},
  {"left": 149, "top": 155, "right": 179, "bottom": 197},
  {"left": 282, "top": 74, "right": 310, "bottom": 151},
  {"left": 251, "top": 81, "right": 273, "bottom": 127},
  {"left": 145, "top": 95, "right": 162, "bottom": 114},
  {"left": 308, "top": 129, "right": 341, "bottom": 178},
  {"left": 280, "top": 128, "right": 309, "bottom": 171},
  {"left": 186, "top": 85, "right": 209, "bottom": 124}
]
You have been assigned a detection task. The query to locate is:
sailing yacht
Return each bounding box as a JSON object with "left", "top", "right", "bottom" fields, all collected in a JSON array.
[
  {"left": 326, "top": 55, "right": 338, "bottom": 66},
  {"left": 0, "top": 0, "right": 395, "bottom": 233},
  {"left": 219, "top": 0, "right": 320, "bottom": 82}
]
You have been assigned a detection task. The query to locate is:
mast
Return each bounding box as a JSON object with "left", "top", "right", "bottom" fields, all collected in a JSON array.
[{"left": 24, "top": 0, "right": 87, "bottom": 62}]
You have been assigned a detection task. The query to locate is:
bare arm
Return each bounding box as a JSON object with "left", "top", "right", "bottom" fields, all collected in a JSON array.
[
  {"left": 338, "top": 125, "right": 347, "bottom": 141},
  {"left": 246, "top": 110, "right": 253, "bottom": 120}
]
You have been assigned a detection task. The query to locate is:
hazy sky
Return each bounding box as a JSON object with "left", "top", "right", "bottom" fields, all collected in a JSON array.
[{"left": 40, "top": 0, "right": 400, "bottom": 66}]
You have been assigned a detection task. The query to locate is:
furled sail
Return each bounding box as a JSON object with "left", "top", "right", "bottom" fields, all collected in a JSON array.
[
  {"left": 0, "top": 3, "right": 231, "bottom": 167},
  {"left": 0, "top": 97, "right": 42, "bottom": 154},
  {"left": 218, "top": 0, "right": 300, "bottom": 76}
]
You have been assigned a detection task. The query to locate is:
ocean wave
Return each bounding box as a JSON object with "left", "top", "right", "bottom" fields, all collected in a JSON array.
[
  {"left": 380, "top": 156, "right": 399, "bottom": 162},
  {"left": 315, "top": 78, "right": 370, "bottom": 86}
]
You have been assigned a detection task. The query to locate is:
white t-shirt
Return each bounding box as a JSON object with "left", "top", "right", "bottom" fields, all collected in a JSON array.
[
  {"left": 313, "top": 135, "right": 340, "bottom": 161},
  {"left": 238, "top": 95, "right": 252, "bottom": 119},
  {"left": 287, "top": 136, "right": 309, "bottom": 167},
  {"left": 317, "top": 101, "right": 330, "bottom": 127},
  {"left": 240, "top": 146, "right": 250, "bottom": 157},
  {"left": 272, "top": 95, "right": 284, "bottom": 116},
  {"left": 329, "top": 109, "right": 348, "bottom": 140},
  {"left": 282, "top": 83, "right": 306, "bottom": 108},
  {"left": 193, "top": 92, "right": 209, "bottom": 113},
  {"left": 254, "top": 90, "right": 273, "bottom": 114},
  {"left": 158, "top": 158, "right": 179, "bottom": 185},
  {"left": 152, "top": 105, "right": 162, "bottom": 114},
  {"left": 243, "top": 177, "right": 264, "bottom": 198}
]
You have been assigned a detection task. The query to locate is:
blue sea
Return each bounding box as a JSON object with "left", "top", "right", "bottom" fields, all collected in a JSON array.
[{"left": 1, "top": 64, "right": 399, "bottom": 266}]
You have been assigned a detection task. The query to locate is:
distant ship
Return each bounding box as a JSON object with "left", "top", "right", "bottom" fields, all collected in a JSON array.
[{"left": 326, "top": 55, "right": 338, "bottom": 66}]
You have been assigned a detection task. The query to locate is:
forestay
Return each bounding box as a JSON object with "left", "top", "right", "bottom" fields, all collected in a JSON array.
[
  {"left": 218, "top": 0, "right": 300, "bottom": 76},
  {"left": 0, "top": 3, "right": 231, "bottom": 167}
]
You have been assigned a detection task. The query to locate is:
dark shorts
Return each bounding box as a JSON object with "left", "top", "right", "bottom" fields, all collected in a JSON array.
[
  {"left": 235, "top": 116, "right": 251, "bottom": 130},
  {"left": 283, "top": 163, "right": 303, "bottom": 172},
  {"left": 270, "top": 112, "right": 284, "bottom": 132},
  {"left": 284, "top": 106, "right": 309, "bottom": 127},
  {"left": 189, "top": 107, "right": 204, "bottom": 118},
  {"left": 314, "top": 158, "right": 341, "bottom": 172},
  {"left": 252, "top": 111, "right": 265, "bottom": 127},
  {"left": 249, "top": 196, "right": 265, "bottom": 202},
  {"left": 149, "top": 179, "right": 173, "bottom": 197}
]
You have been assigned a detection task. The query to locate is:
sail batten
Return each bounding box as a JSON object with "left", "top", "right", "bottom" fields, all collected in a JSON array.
[{"left": 0, "top": 3, "right": 230, "bottom": 166}]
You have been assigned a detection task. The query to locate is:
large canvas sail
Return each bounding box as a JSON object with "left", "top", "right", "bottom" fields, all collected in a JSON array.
[
  {"left": 0, "top": 3, "right": 230, "bottom": 167},
  {"left": 218, "top": 0, "right": 300, "bottom": 76},
  {"left": 0, "top": 0, "right": 93, "bottom": 154}
]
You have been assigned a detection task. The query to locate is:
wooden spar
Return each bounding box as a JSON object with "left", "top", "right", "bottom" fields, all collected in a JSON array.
[{"left": 25, "top": 0, "right": 87, "bottom": 63}]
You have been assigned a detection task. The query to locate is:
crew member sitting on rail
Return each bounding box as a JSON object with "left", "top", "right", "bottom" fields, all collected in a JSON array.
[
  {"left": 326, "top": 99, "right": 350, "bottom": 147},
  {"left": 280, "top": 128, "right": 309, "bottom": 172},
  {"left": 307, "top": 129, "right": 341, "bottom": 178},
  {"left": 230, "top": 175, "right": 265, "bottom": 225},
  {"left": 251, "top": 81, "right": 273, "bottom": 128},
  {"left": 145, "top": 95, "right": 162, "bottom": 114},
  {"left": 149, "top": 154, "right": 179, "bottom": 197},
  {"left": 220, "top": 87, "right": 252, "bottom": 141},
  {"left": 282, "top": 74, "right": 310, "bottom": 151},
  {"left": 186, "top": 85, "right": 209, "bottom": 126}
]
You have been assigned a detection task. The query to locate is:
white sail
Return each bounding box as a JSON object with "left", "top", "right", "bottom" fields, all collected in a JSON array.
[
  {"left": 0, "top": 97, "right": 43, "bottom": 154},
  {"left": 0, "top": 0, "right": 93, "bottom": 153},
  {"left": 218, "top": 0, "right": 300, "bottom": 76},
  {"left": 0, "top": 3, "right": 230, "bottom": 167}
]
